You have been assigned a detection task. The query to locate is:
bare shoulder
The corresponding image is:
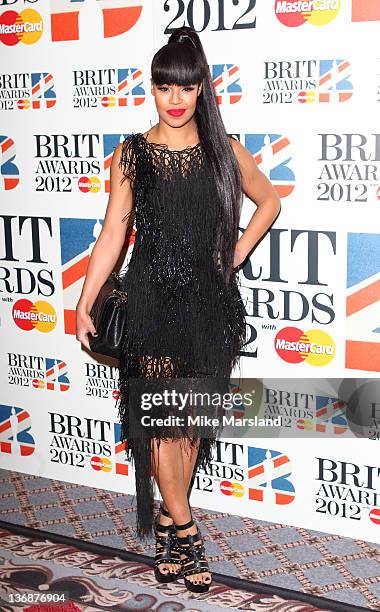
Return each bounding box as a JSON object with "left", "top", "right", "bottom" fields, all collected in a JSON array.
[
  {"left": 228, "top": 135, "right": 252, "bottom": 163},
  {"left": 113, "top": 141, "right": 123, "bottom": 159}
]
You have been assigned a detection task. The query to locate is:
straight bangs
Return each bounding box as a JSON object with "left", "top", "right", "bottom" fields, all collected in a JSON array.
[{"left": 151, "top": 42, "right": 206, "bottom": 86}]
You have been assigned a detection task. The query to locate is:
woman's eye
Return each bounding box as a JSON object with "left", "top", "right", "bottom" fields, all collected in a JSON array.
[{"left": 157, "top": 86, "right": 195, "bottom": 92}]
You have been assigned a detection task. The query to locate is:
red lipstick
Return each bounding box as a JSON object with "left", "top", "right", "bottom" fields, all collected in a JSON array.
[{"left": 167, "top": 108, "right": 186, "bottom": 117}]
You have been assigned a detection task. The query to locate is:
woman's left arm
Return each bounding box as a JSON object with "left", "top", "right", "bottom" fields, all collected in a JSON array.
[{"left": 229, "top": 137, "right": 282, "bottom": 269}]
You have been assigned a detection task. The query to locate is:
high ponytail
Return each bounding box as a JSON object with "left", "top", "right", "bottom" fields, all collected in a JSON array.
[{"left": 151, "top": 26, "right": 243, "bottom": 285}]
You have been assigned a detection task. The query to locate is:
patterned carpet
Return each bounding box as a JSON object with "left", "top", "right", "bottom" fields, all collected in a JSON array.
[
  {"left": 0, "top": 525, "right": 336, "bottom": 611},
  {"left": 1, "top": 468, "right": 379, "bottom": 611}
]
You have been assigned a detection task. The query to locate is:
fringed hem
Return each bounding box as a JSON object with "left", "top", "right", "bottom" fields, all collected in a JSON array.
[{"left": 113, "top": 130, "right": 247, "bottom": 539}]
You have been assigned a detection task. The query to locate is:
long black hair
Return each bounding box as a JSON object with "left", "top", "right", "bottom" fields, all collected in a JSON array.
[{"left": 151, "top": 27, "right": 243, "bottom": 285}]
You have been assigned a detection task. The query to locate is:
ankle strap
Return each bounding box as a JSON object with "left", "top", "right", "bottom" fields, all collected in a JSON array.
[
  {"left": 155, "top": 521, "right": 173, "bottom": 534},
  {"left": 177, "top": 529, "right": 202, "bottom": 545},
  {"left": 175, "top": 518, "right": 194, "bottom": 531},
  {"left": 160, "top": 504, "right": 171, "bottom": 519}
]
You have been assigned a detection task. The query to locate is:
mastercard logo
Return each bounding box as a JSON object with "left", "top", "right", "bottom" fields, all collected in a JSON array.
[
  {"left": 101, "top": 96, "right": 117, "bottom": 108},
  {"left": 275, "top": 327, "right": 335, "bottom": 366},
  {"left": 12, "top": 299, "right": 57, "bottom": 332},
  {"left": 0, "top": 9, "right": 43, "bottom": 46},
  {"left": 32, "top": 378, "right": 45, "bottom": 389},
  {"left": 220, "top": 480, "right": 245, "bottom": 498},
  {"left": 17, "top": 99, "right": 31, "bottom": 110},
  {"left": 78, "top": 176, "right": 101, "bottom": 193},
  {"left": 369, "top": 508, "right": 380, "bottom": 526},
  {"left": 298, "top": 90, "right": 316, "bottom": 104},
  {"left": 275, "top": 0, "right": 340, "bottom": 27},
  {"left": 91, "top": 456, "right": 112, "bottom": 472}
]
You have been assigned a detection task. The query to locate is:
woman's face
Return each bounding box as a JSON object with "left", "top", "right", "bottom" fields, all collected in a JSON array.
[{"left": 151, "top": 81, "right": 202, "bottom": 126}]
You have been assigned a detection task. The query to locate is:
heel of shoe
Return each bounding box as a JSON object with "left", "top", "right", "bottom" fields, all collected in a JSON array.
[
  {"left": 175, "top": 519, "right": 212, "bottom": 593},
  {"left": 154, "top": 507, "right": 182, "bottom": 583}
]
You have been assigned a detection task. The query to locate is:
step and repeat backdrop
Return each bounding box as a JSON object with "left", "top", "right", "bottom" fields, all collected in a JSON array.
[{"left": 1, "top": 1, "right": 380, "bottom": 544}]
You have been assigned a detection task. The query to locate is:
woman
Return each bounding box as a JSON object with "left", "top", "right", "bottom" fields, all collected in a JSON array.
[{"left": 76, "top": 26, "right": 281, "bottom": 593}]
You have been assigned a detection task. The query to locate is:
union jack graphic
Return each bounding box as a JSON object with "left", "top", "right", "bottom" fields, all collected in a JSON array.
[
  {"left": 50, "top": 0, "right": 142, "bottom": 42},
  {"left": 32, "top": 358, "right": 70, "bottom": 391},
  {"left": 245, "top": 133, "right": 295, "bottom": 198},
  {"left": 318, "top": 60, "right": 353, "bottom": 103},
  {"left": 212, "top": 64, "right": 242, "bottom": 104},
  {"left": 0, "top": 405, "right": 35, "bottom": 456},
  {"left": 352, "top": 0, "right": 380, "bottom": 22},
  {"left": 103, "top": 133, "right": 128, "bottom": 192},
  {"left": 346, "top": 233, "right": 380, "bottom": 371},
  {"left": 315, "top": 395, "right": 347, "bottom": 434},
  {"left": 114, "top": 423, "right": 129, "bottom": 476},
  {"left": 227, "top": 381, "right": 246, "bottom": 419},
  {"left": 60, "top": 218, "right": 104, "bottom": 334},
  {"left": 117, "top": 68, "right": 145, "bottom": 106},
  {"left": 248, "top": 446, "right": 295, "bottom": 504},
  {"left": 0, "top": 136, "right": 19, "bottom": 190},
  {"left": 31, "top": 73, "right": 56, "bottom": 109}
]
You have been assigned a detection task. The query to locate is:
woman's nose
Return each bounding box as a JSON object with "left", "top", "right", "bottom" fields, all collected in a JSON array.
[{"left": 170, "top": 89, "right": 182, "bottom": 104}]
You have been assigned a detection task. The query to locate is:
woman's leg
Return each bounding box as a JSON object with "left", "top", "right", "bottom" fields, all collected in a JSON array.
[{"left": 152, "top": 437, "right": 211, "bottom": 585}]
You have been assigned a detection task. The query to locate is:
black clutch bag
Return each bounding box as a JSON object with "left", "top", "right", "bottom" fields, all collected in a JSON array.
[{"left": 88, "top": 271, "right": 128, "bottom": 359}]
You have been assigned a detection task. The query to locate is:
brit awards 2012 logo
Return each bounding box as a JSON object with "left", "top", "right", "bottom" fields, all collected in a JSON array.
[
  {"left": 263, "top": 59, "right": 353, "bottom": 104},
  {"left": 72, "top": 67, "right": 145, "bottom": 109},
  {"left": 50, "top": 0, "right": 142, "bottom": 42},
  {"left": 316, "top": 133, "right": 380, "bottom": 205},
  {"left": 315, "top": 456, "right": 380, "bottom": 525},
  {"left": 85, "top": 361, "right": 120, "bottom": 401},
  {"left": 194, "top": 441, "right": 245, "bottom": 498},
  {"left": 34, "top": 133, "right": 102, "bottom": 193},
  {"left": 33, "top": 132, "right": 133, "bottom": 193},
  {"left": 0, "top": 72, "right": 56, "bottom": 111},
  {"left": 0, "top": 135, "right": 19, "bottom": 189},
  {"left": 48, "top": 412, "right": 130, "bottom": 477},
  {"left": 239, "top": 227, "right": 337, "bottom": 364},
  {"left": 263, "top": 384, "right": 347, "bottom": 434},
  {"left": 346, "top": 233, "right": 380, "bottom": 373},
  {"left": 0, "top": 215, "right": 57, "bottom": 332},
  {"left": 0, "top": 404, "right": 35, "bottom": 456},
  {"left": 7, "top": 354, "right": 70, "bottom": 391}
]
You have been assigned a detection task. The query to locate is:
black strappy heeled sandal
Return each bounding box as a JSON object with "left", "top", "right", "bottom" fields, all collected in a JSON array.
[
  {"left": 154, "top": 505, "right": 182, "bottom": 583},
  {"left": 175, "top": 518, "right": 212, "bottom": 593}
]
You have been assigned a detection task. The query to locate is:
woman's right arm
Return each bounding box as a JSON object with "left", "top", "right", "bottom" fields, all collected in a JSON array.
[{"left": 76, "top": 142, "right": 132, "bottom": 350}]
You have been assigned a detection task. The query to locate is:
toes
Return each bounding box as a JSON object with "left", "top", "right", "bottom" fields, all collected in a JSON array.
[{"left": 189, "top": 572, "right": 211, "bottom": 585}]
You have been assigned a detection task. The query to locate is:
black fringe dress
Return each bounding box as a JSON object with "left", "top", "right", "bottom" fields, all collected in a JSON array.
[{"left": 116, "top": 132, "right": 247, "bottom": 538}]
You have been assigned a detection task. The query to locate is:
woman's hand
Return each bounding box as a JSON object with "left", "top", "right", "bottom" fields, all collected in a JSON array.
[
  {"left": 233, "top": 242, "right": 246, "bottom": 270},
  {"left": 76, "top": 304, "right": 97, "bottom": 351},
  {"left": 215, "top": 244, "right": 246, "bottom": 273}
]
